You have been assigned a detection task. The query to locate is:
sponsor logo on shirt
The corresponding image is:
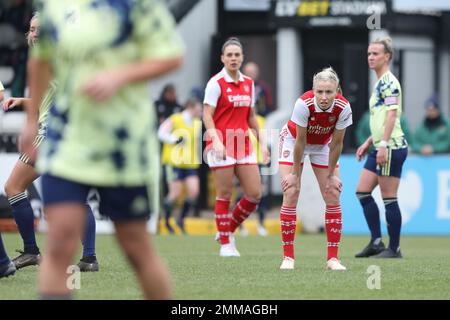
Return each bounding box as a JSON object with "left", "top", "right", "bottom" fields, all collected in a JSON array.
[
  {"left": 329, "top": 115, "right": 336, "bottom": 123},
  {"left": 307, "top": 124, "right": 334, "bottom": 135},
  {"left": 228, "top": 94, "right": 252, "bottom": 107}
]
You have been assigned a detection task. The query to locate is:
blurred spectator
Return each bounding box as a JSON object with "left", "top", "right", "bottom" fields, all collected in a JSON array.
[
  {"left": 155, "top": 83, "right": 182, "bottom": 125},
  {"left": 355, "top": 110, "right": 412, "bottom": 148},
  {"left": 0, "top": 0, "right": 32, "bottom": 35},
  {"left": 412, "top": 94, "right": 450, "bottom": 155},
  {"left": 0, "top": 0, "right": 32, "bottom": 99},
  {"left": 243, "top": 61, "right": 274, "bottom": 116},
  {"left": 190, "top": 86, "right": 204, "bottom": 102}
]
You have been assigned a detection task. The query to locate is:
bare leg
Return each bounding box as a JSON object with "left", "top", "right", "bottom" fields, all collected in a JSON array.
[
  {"left": 38, "top": 203, "right": 85, "bottom": 296},
  {"left": 114, "top": 221, "right": 171, "bottom": 299}
]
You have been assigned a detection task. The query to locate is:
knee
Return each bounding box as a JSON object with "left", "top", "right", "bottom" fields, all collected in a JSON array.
[
  {"left": 283, "top": 188, "right": 299, "bottom": 204},
  {"left": 356, "top": 191, "right": 373, "bottom": 204},
  {"left": 325, "top": 187, "right": 341, "bottom": 204},
  {"left": 187, "top": 189, "right": 199, "bottom": 200},
  {"left": 245, "top": 189, "right": 262, "bottom": 203},
  {"left": 4, "top": 180, "right": 22, "bottom": 198}
]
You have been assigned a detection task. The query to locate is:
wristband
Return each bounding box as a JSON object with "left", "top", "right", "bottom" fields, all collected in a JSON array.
[{"left": 379, "top": 140, "right": 388, "bottom": 148}]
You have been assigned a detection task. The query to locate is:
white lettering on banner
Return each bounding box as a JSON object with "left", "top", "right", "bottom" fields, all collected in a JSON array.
[
  {"left": 275, "top": 0, "right": 300, "bottom": 17},
  {"left": 274, "top": 0, "right": 387, "bottom": 17},
  {"left": 437, "top": 171, "right": 450, "bottom": 219},
  {"left": 330, "top": 1, "right": 387, "bottom": 16}
]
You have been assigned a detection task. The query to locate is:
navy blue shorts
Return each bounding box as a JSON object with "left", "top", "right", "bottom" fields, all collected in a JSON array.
[
  {"left": 166, "top": 167, "right": 198, "bottom": 182},
  {"left": 363, "top": 147, "right": 408, "bottom": 178},
  {"left": 41, "top": 174, "right": 150, "bottom": 222}
]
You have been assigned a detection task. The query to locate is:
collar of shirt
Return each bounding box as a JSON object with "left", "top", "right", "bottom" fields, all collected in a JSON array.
[{"left": 222, "top": 68, "right": 244, "bottom": 83}]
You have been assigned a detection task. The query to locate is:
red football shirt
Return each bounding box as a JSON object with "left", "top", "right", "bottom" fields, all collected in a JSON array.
[
  {"left": 204, "top": 68, "right": 255, "bottom": 159},
  {"left": 287, "top": 90, "right": 352, "bottom": 145}
]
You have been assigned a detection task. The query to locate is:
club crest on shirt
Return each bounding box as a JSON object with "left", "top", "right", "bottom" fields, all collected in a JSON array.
[
  {"left": 244, "top": 85, "right": 250, "bottom": 93},
  {"left": 283, "top": 150, "right": 290, "bottom": 158},
  {"left": 329, "top": 115, "right": 337, "bottom": 123},
  {"left": 310, "top": 116, "right": 315, "bottom": 121}
]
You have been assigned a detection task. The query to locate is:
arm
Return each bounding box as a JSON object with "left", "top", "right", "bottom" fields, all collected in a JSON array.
[
  {"left": 326, "top": 128, "right": 346, "bottom": 193},
  {"left": 2, "top": 97, "right": 31, "bottom": 111},
  {"left": 376, "top": 109, "right": 397, "bottom": 166},
  {"left": 203, "top": 104, "right": 225, "bottom": 160},
  {"left": 291, "top": 125, "right": 307, "bottom": 176},
  {"left": 381, "top": 109, "right": 397, "bottom": 143},
  {"left": 20, "top": 58, "right": 52, "bottom": 159},
  {"left": 356, "top": 135, "right": 373, "bottom": 161},
  {"left": 82, "top": 57, "right": 183, "bottom": 103},
  {"left": 328, "top": 128, "right": 345, "bottom": 177},
  {"left": 281, "top": 125, "right": 307, "bottom": 192},
  {"left": 0, "top": 90, "right": 4, "bottom": 103},
  {"left": 158, "top": 117, "right": 178, "bottom": 144}
]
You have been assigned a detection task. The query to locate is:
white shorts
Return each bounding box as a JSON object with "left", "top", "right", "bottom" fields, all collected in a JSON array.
[
  {"left": 278, "top": 125, "right": 338, "bottom": 168},
  {"left": 206, "top": 149, "right": 257, "bottom": 169}
]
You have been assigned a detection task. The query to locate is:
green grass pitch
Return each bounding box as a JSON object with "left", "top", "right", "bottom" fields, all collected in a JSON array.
[{"left": 1, "top": 233, "right": 450, "bottom": 299}]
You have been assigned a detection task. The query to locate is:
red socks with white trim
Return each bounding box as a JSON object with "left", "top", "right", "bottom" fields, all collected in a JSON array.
[
  {"left": 229, "top": 197, "right": 258, "bottom": 233},
  {"left": 215, "top": 198, "right": 231, "bottom": 245},
  {"left": 325, "top": 204, "right": 342, "bottom": 260},
  {"left": 280, "top": 205, "right": 297, "bottom": 259}
]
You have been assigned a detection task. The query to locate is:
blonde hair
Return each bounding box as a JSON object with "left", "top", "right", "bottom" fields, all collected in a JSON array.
[
  {"left": 221, "top": 37, "right": 243, "bottom": 54},
  {"left": 370, "top": 36, "right": 394, "bottom": 61},
  {"left": 313, "top": 67, "right": 340, "bottom": 90},
  {"left": 26, "top": 12, "right": 39, "bottom": 47}
]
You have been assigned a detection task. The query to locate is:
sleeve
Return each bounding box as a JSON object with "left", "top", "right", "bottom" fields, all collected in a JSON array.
[
  {"left": 290, "top": 99, "right": 309, "bottom": 128},
  {"left": 0, "top": 81, "right": 4, "bottom": 91},
  {"left": 31, "top": 1, "right": 55, "bottom": 61},
  {"left": 132, "top": 0, "right": 185, "bottom": 60},
  {"left": 157, "top": 117, "right": 178, "bottom": 144},
  {"left": 203, "top": 79, "right": 221, "bottom": 108},
  {"left": 335, "top": 104, "right": 353, "bottom": 130},
  {"left": 381, "top": 79, "right": 401, "bottom": 111}
]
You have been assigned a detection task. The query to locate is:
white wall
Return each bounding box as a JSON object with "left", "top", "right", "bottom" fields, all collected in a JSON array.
[
  {"left": 393, "top": 34, "right": 435, "bottom": 130},
  {"left": 149, "top": 0, "right": 218, "bottom": 104},
  {"left": 439, "top": 49, "right": 450, "bottom": 118}
]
